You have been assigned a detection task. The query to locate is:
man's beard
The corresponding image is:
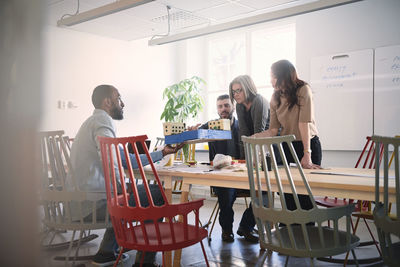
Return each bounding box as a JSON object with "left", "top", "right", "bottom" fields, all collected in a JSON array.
[
  {"left": 110, "top": 105, "right": 123, "bottom": 120},
  {"left": 220, "top": 111, "right": 233, "bottom": 120}
]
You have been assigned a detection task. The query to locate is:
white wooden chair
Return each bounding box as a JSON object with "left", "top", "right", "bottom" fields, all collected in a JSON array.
[
  {"left": 39, "top": 130, "right": 111, "bottom": 265},
  {"left": 372, "top": 135, "right": 400, "bottom": 267},
  {"left": 242, "top": 135, "right": 360, "bottom": 267}
]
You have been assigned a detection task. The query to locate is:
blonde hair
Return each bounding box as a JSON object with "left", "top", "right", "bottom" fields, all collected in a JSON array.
[{"left": 229, "top": 75, "right": 258, "bottom": 104}]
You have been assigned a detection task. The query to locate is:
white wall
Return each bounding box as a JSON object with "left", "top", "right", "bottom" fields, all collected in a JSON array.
[
  {"left": 296, "top": 0, "right": 400, "bottom": 82},
  {"left": 41, "top": 26, "right": 179, "bottom": 142},
  {"left": 295, "top": 0, "right": 400, "bottom": 166}
]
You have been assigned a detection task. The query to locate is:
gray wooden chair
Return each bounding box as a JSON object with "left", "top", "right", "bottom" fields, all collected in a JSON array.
[
  {"left": 154, "top": 136, "right": 165, "bottom": 149},
  {"left": 242, "top": 135, "right": 360, "bottom": 267},
  {"left": 39, "top": 130, "right": 111, "bottom": 265},
  {"left": 372, "top": 135, "right": 400, "bottom": 267}
]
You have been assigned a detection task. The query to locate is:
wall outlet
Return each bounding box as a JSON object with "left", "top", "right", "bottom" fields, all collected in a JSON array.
[{"left": 57, "top": 100, "right": 66, "bottom": 109}]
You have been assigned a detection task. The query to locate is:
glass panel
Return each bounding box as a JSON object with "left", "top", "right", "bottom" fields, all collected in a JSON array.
[
  {"left": 251, "top": 24, "right": 296, "bottom": 87},
  {"left": 208, "top": 34, "right": 246, "bottom": 93},
  {"left": 206, "top": 91, "right": 223, "bottom": 121},
  {"left": 205, "top": 23, "right": 296, "bottom": 121}
]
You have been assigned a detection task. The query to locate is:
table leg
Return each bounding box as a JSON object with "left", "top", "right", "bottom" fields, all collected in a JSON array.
[
  {"left": 173, "top": 182, "right": 190, "bottom": 267},
  {"left": 163, "top": 176, "right": 173, "bottom": 267}
]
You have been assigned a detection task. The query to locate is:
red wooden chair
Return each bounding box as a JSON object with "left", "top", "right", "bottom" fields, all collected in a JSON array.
[
  {"left": 98, "top": 135, "right": 209, "bottom": 267},
  {"left": 316, "top": 136, "right": 384, "bottom": 265}
]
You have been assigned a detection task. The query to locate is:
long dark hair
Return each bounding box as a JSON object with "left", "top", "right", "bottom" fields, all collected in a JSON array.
[{"left": 271, "top": 60, "right": 306, "bottom": 109}]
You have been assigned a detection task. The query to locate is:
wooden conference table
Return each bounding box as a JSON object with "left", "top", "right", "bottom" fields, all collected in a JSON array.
[{"left": 145, "top": 163, "right": 396, "bottom": 267}]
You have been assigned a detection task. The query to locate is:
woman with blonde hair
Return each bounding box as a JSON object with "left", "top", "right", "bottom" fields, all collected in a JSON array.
[
  {"left": 229, "top": 74, "right": 270, "bottom": 241},
  {"left": 229, "top": 74, "right": 270, "bottom": 159}
]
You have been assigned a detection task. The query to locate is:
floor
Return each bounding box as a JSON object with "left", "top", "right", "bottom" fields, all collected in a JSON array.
[{"left": 41, "top": 191, "right": 388, "bottom": 267}]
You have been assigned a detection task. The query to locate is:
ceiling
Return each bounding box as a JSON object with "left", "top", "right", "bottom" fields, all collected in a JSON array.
[{"left": 45, "top": 0, "right": 321, "bottom": 41}]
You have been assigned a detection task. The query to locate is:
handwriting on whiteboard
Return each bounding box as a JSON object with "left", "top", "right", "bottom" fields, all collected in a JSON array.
[
  {"left": 391, "top": 55, "right": 400, "bottom": 84},
  {"left": 321, "top": 64, "right": 357, "bottom": 88}
]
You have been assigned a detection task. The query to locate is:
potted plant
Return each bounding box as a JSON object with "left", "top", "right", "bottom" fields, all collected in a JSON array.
[{"left": 160, "top": 76, "right": 205, "bottom": 162}]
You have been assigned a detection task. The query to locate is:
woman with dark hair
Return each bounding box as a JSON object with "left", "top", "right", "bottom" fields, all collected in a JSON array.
[
  {"left": 254, "top": 59, "right": 321, "bottom": 168},
  {"left": 229, "top": 74, "right": 270, "bottom": 159},
  {"left": 253, "top": 59, "right": 322, "bottom": 211}
]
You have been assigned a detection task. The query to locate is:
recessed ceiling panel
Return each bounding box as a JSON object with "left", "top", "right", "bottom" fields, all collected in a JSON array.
[
  {"left": 238, "top": 0, "right": 299, "bottom": 10},
  {"left": 150, "top": 8, "right": 210, "bottom": 30},
  {"left": 195, "top": 2, "right": 254, "bottom": 21},
  {"left": 122, "top": 1, "right": 169, "bottom": 21},
  {"left": 157, "top": 0, "right": 227, "bottom": 12},
  {"left": 79, "top": 0, "right": 116, "bottom": 9}
]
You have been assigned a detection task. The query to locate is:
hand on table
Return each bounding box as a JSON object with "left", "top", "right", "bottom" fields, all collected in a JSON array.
[
  {"left": 301, "top": 153, "right": 321, "bottom": 169},
  {"left": 162, "top": 143, "right": 185, "bottom": 157}
]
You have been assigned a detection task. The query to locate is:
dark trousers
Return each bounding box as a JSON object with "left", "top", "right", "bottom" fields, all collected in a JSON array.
[
  {"left": 92, "top": 184, "right": 164, "bottom": 263},
  {"left": 282, "top": 136, "right": 322, "bottom": 211},
  {"left": 213, "top": 187, "right": 256, "bottom": 232}
]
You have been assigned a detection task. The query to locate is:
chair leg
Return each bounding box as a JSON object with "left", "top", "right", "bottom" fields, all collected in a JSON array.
[
  {"left": 206, "top": 201, "right": 219, "bottom": 228},
  {"left": 42, "top": 229, "right": 57, "bottom": 246},
  {"left": 256, "top": 249, "right": 268, "bottom": 266},
  {"left": 140, "top": 251, "right": 146, "bottom": 267},
  {"left": 65, "top": 230, "right": 76, "bottom": 266},
  {"left": 309, "top": 258, "right": 315, "bottom": 267},
  {"left": 284, "top": 256, "right": 290, "bottom": 267},
  {"left": 344, "top": 217, "right": 361, "bottom": 265},
  {"left": 200, "top": 240, "right": 210, "bottom": 267},
  {"left": 344, "top": 216, "right": 382, "bottom": 266},
  {"left": 113, "top": 247, "right": 124, "bottom": 267},
  {"left": 362, "top": 217, "right": 382, "bottom": 256},
  {"left": 208, "top": 206, "right": 219, "bottom": 241},
  {"left": 350, "top": 249, "right": 359, "bottom": 267},
  {"left": 72, "top": 230, "right": 85, "bottom": 265},
  {"left": 352, "top": 216, "right": 360, "bottom": 234}
]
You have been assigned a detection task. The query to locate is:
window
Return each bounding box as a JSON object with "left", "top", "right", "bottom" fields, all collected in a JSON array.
[{"left": 205, "top": 23, "right": 295, "bottom": 120}]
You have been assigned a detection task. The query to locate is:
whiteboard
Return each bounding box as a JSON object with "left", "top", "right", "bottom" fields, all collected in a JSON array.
[
  {"left": 374, "top": 45, "right": 400, "bottom": 136},
  {"left": 311, "top": 49, "right": 374, "bottom": 150}
]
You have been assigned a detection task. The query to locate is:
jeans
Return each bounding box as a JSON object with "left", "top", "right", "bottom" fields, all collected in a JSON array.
[
  {"left": 213, "top": 187, "right": 256, "bottom": 232},
  {"left": 92, "top": 184, "right": 164, "bottom": 263}
]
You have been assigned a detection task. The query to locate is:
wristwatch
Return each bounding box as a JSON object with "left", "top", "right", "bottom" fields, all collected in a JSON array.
[{"left": 304, "top": 149, "right": 311, "bottom": 153}]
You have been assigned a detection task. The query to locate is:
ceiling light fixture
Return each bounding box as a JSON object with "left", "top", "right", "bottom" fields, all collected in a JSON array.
[
  {"left": 148, "top": 0, "right": 363, "bottom": 46},
  {"left": 57, "top": 0, "right": 154, "bottom": 27}
]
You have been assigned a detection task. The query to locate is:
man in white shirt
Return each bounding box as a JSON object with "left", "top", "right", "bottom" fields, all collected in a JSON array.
[{"left": 70, "top": 84, "right": 180, "bottom": 267}]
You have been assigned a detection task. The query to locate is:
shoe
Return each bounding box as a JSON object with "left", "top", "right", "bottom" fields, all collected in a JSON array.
[
  {"left": 237, "top": 227, "right": 259, "bottom": 243},
  {"left": 132, "top": 262, "right": 161, "bottom": 267},
  {"left": 221, "top": 231, "right": 234, "bottom": 242},
  {"left": 92, "top": 252, "right": 129, "bottom": 266}
]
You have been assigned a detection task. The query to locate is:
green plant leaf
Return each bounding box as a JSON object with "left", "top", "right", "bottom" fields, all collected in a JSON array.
[{"left": 161, "top": 76, "right": 205, "bottom": 124}]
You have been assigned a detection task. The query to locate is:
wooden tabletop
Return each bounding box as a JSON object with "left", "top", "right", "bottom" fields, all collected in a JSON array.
[{"left": 154, "top": 165, "right": 396, "bottom": 202}]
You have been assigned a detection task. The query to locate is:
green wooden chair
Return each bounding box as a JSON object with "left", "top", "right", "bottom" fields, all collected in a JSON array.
[
  {"left": 372, "top": 135, "right": 400, "bottom": 267},
  {"left": 242, "top": 135, "right": 360, "bottom": 267}
]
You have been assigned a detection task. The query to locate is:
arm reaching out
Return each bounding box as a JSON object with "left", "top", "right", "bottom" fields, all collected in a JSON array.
[{"left": 252, "top": 128, "right": 279, "bottom": 138}]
